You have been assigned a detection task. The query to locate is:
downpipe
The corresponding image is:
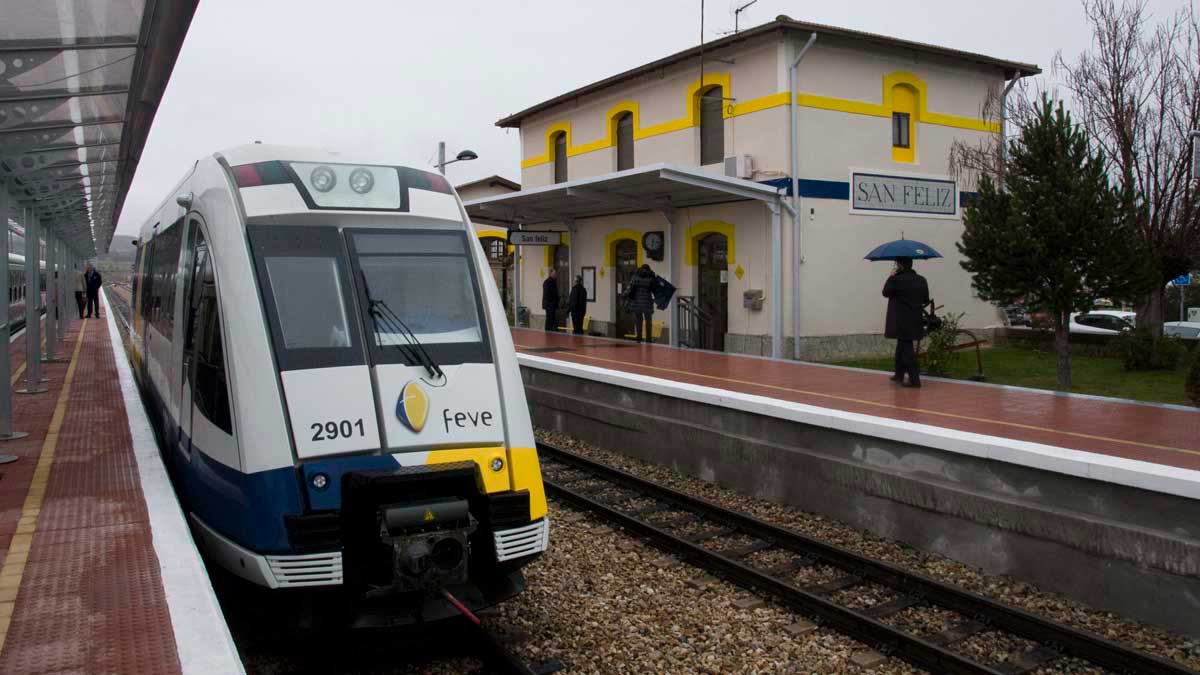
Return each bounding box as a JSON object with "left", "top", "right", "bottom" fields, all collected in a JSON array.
[{"left": 789, "top": 32, "right": 817, "bottom": 360}]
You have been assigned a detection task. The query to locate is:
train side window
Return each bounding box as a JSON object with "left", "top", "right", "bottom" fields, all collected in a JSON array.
[{"left": 187, "top": 234, "right": 232, "bottom": 434}]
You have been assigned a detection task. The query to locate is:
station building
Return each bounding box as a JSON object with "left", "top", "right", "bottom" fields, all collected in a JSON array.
[{"left": 464, "top": 16, "right": 1039, "bottom": 360}]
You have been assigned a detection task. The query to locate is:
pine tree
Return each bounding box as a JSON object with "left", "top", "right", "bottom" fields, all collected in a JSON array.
[{"left": 960, "top": 96, "right": 1154, "bottom": 390}]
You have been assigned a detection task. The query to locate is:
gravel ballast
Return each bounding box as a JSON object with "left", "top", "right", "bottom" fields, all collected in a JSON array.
[{"left": 536, "top": 428, "right": 1200, "bottom": 672}]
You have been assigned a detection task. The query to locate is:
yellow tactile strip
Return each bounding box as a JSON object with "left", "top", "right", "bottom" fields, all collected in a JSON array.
[{"left": 0, "top": 319, "right": 86, "bottom": 654}]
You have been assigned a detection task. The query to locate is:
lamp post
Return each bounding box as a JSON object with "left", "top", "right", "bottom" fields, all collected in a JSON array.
[{"left": 436, "top": 141, "right": 478, "bottom": 175}]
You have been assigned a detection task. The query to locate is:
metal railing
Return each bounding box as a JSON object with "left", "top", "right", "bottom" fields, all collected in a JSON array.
[{"left": 675, "top": 296, "right": 712, "bottom": 349}]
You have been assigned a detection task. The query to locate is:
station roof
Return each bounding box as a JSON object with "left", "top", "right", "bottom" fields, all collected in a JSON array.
[
  {"left": 496, "top": 16, "right": 1041, "bottom": 129},
  {"left": 463, "top": 163, "right": 781, "bottom": 225},
  {"left": 0, "top": 0, "right": 199, "bottom": 256}
]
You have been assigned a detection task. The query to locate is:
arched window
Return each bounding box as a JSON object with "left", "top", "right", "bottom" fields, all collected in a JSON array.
[
  {"left": 615, "top": 112, "right": 634, "bottom": 171},
  {"left": 891, "top": 84, "right": 917, "bottom": 163},
  {"left": 552, "top": 131, "right": 568, "bottom": 183},
  {"left": 699, "top": 86, "right": 724, "bottom": 166}
]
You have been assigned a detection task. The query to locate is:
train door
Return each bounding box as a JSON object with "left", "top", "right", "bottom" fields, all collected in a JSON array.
[
  {"left": 178, "top": 222, "right": 207, "bottom": 460},
  {"left": 697, "top": 233, "right": 728, "bottom": 351},
  {"left": 613, "top": 239, "right": 637, "bottom": 337}
]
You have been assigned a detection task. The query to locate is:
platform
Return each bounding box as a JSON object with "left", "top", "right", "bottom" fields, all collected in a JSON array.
[
  {"left": 0, "top": 296, "right": 241, "bottom": 674},
  {"left": 513, "top": 328, "right": 1200, "bottom": 635}
]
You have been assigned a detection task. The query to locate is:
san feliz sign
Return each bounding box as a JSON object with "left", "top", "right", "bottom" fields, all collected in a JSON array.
[
  {"left": 852, "top": 172, "right": 958, "bottom": 216},
  {"left": 507, "top": 230, "right": 564, "bottom": 246}
]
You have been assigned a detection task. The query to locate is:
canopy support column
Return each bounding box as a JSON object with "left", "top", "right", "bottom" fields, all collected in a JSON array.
[
  {"left": 659, "top": 207, "right": 680, "bottom": 347},
  {"left": 769, "top": 200, "right": 783, "bottom": 359},
  {"left": 18, "top": 208, "right": 46, "bottom": 394},
  {"left": 514, "top": 224, "right": 523, "bottom": 327},
  {"left": 0, "top": 184, "right": 28, "bottom": 442},
  {"left": 43, "top": 230, "right": 58, "bottom": 362}
]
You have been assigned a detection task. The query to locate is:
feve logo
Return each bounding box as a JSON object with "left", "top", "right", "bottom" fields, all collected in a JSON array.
[{"left": 396, "top": 381, "right": 429, "bottom": 433}]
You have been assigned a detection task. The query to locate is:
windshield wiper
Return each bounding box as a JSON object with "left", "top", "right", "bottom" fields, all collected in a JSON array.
[
  {"left": 374, "top": 300, "right": 445, "bottom": 380},
  {"left": 359, "top": 270, "right": 444, "bottom": 380}
]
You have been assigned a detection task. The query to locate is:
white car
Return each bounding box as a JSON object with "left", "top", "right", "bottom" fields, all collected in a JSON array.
[
  {"left": 1069, "top": 311, "right": 1135, "bottom": 335},
  {"left": 1164, "top": 321, "right": 1200, "bottom": 340}
]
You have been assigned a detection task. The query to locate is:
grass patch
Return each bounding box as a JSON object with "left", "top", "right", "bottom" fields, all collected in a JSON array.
[{"left": 835, "top": 346, "right": 1194, "bottom": 406}]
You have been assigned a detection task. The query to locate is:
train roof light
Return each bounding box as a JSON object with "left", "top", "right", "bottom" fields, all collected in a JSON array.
[
  {"left": 229, "top": 160, "right": 456, "bottom": 215},
  {"left": 348, "top": 168, "right": 375, "bottom": 194},
  {"left": 309, "top": 166, "right": 337, "bottom": 193}
]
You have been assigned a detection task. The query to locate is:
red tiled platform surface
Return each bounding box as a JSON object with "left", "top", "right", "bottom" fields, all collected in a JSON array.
[
  {"left": 0, "top": 311, "right": 181, "bottom": 674},
  {"left": 513, "top": 329, "right": 1200, "bottom": 471}
]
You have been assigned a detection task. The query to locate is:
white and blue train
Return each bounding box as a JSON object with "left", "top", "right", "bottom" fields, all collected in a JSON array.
[{"left": 129, "top": 144, "right": 548, "bottom": 626}]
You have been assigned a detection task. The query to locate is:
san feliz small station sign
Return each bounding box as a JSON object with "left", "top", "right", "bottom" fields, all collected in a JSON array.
[{"left": 852, "top": 172, "right": 958, "bottom": 216}]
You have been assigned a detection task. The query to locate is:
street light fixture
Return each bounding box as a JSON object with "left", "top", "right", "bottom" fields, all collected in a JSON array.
[{"left": 436, "top": 141, "right": 478, "bottom": 175}]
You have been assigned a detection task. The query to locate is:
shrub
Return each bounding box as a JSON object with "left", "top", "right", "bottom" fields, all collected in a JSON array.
[
  {"left": 923, "top": 312, "right": 964, "bottom": 377},
  {"left": 1187, "top": 349, "right": 1200, "bottom": 406},
  {"left": 1114, "top": 328, "right": 1185, "bottom": 371}
]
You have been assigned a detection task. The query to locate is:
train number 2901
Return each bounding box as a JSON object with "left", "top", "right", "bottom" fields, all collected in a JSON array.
[{"left": 310, "top": 418, "right": 366, "bottom": 441}]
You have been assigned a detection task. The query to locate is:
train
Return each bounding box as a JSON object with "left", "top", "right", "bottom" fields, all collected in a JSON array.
[
  {"left": 7, "top": 222, "right": 47, "bottom": 332},
  {"left": 128, "top": 144, "right": 548, "bottom": 626}
]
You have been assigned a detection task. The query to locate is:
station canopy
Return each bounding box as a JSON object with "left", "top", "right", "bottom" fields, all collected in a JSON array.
[
  {"left": 463, "top": 163, "right": 784, "bottom": 226},
  {"left": 0, "top": 0, "right": 198, "bottom": 256}
]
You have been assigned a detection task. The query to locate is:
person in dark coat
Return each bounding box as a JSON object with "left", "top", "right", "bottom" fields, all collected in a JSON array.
[
  {"left": 84, "top": 263, "right": 103, "bottom": 319},
  {"left": 541, "top": 269, "right": 560, "bottom": 331},
  {"left": 882, "top": 257, "right": 930, "bottom": 387},
  {"left": 626, "top": 264, "right": 658, "bottom": 343},
  {"left": 568, "top": 275, "right": 587, "bottom": 334}
]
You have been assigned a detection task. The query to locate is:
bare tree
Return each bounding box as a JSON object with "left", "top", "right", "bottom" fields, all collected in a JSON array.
[
  {"left": 948, "top": 78, "right": 1043, "bottom": 189},
  {"left": 1056, "top": 0, "right": 1200, "bottom": 333}
]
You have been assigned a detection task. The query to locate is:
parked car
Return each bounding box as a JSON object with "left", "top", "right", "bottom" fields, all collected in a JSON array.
[
  {"left": 1001, "top": 304, "right": 1031, "bottom": 327},
  {"left": 1070, "top": 311, "right": 1136, "bottom": 335},
  {"left": 1164, "top": 321, "right": 1200, "bottom": 340}
]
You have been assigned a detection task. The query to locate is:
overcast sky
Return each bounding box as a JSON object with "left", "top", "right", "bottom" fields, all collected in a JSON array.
[{"left": 114, "top": 0, "right": 1190, "bottom": 236}]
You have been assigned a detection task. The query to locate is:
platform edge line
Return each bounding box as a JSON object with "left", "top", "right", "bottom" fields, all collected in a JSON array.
[
  {"left": 517, "top": 352, "right": 1200, "bottom": 500},
  {"left": 101, "top": 289, "right": 245, "bottom": 675}
]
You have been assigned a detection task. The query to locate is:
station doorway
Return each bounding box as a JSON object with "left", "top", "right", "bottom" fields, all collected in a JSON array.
[
  {"left": 697, "top": 232, "right": 728, "bottom": 351},
  {"left": 613, "top": 239, "right": 638, "bottom": 337},
  {"left": 552, "top": 244, "right": 570, "bottom": 324}
]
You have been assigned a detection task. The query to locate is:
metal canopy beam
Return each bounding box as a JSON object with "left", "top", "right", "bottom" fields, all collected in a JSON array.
[
  {"left": 0, "top": 37, "right": 139, "bottom": 53},
  {"left": 11, "top": 141, "right": 122, "bottom": 156},
  {"left": 0, "top": 117, "right": 125, "bottom": 138},
  {"left": 0, "top": 85, "right": 130, "bottom": 104}
]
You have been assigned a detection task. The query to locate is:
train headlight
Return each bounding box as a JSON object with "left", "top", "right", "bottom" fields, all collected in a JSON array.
[
  {"left": 311, "top": 473, "right": 330, "bottom": 490},
  {"left": 309, "top": 166, "right": 337, "bottom": 193},
  {"left": 349, "top": 168, "right": 375, "bottom": 194},
  {"left": 490, "top": 458, "right": 504, "bottom": 472}
]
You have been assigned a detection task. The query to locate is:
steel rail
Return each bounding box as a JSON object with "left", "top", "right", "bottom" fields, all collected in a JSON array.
[{"left": 538, "top": 442, "right": 1195, "bottom": 675}]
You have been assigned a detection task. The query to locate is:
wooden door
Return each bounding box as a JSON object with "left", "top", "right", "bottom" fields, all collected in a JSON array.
[
  {"left": 613, "top": 239, "right": 638, "bottom": 337},
  {"left": 697, "top": 233, "right": 728, "bottom": 351}
]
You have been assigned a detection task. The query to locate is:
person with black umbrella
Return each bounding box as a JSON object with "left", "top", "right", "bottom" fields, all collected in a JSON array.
[{"left": 882, "top": 256, "right": 930, "bottom": 387}]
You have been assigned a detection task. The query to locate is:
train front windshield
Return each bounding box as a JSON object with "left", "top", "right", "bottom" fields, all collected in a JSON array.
[{"left": 250, "top": 225, "right": 492, "bottom": 371}]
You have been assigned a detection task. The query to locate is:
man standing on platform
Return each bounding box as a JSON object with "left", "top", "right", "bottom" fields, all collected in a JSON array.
[
  {"left": 74, "top": 265, "right": 86, "bottom": 319},
  {"left": 541, "top": 268, "right": 559, "bottom": 331},
  {"left": 84, "top": 263, "right": 103, "bottom": 319},
  {"left": 568, "top": 274, "right": 587, "bottom": 334},
  {"left": 882, "top": 257, "right": 929, "bottom": 388}
]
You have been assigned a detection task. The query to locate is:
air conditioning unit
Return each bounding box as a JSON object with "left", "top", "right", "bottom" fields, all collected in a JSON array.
[{"left": 724, "top": 154, "right": 753, "bottom": 179}]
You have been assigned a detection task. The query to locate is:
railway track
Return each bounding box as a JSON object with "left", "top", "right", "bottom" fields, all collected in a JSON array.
[{"left": 539, "top": 441, "right": 1196, "bottom": 675}]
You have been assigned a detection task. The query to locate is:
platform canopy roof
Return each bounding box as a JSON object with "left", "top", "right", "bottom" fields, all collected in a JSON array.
[
  {"left": 463, "top": 163, "right": 784, "bottom": 226},
  {"left": 0, "top": 0, "right": 198, "bottom": 257}
]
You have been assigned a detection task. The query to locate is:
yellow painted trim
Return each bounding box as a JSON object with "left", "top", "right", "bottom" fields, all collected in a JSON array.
[
  {"left": 520, "top": 70, "right": 998, "bottom": 168},
  {"left": 543, "top": 232, "right": 570, "bottom": 268},
  {"left": 476, "top": 229, "right": 514, "bottom": 255},
  {"left": 685, "top": 220, "right": 736, "bottom": 266},
  {"left": 0, "top": 321, "right": 86, "bottom": 655},
  {"left": 423, "top": 446, "right": 512, "bottom": 494},
  {"left": 508, "top": 447, "right": 547, "bottom": 520},
  {"left": 604, "top": 228, "right": 643, "bottom": 267}
]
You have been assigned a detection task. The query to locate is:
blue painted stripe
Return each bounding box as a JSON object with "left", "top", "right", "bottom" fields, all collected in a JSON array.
[
  {"left": 757, "top": 177, "right": 978, "bottom": 206},
  {"left": 301, "top": 454, "right": 402, "bottom": 511}
]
